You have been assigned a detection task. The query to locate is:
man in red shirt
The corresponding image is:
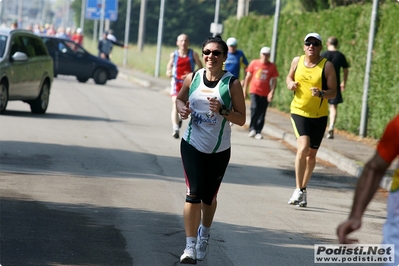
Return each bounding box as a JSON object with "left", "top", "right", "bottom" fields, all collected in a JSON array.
[
  {"left": 243, "top": 46, "right": 279, "bottom": 140},
  {"left": 71, "top": 28, "right": 84, "bottom": 46},
  {"left": 166, "top": 34, "right": 202, "bottom": 139}
]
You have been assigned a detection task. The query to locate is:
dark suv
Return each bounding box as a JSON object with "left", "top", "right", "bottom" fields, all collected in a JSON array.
[
  {"left": 0, "top": 28, "right": 53, "bottom": 114},
  {"left": 40, "top": 36, "right": 118, "bottom": 85}
]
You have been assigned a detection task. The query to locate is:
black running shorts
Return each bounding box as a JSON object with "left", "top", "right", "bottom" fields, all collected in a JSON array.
[{"left": 290, "top": 114, "right": 328, "bottom": 149}]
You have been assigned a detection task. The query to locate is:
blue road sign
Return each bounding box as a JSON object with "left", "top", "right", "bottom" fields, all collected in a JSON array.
[{"left": 85, "top": 0, "right": 118, "bottom": 21}]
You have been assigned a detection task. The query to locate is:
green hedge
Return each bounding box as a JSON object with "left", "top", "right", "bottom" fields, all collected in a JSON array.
[{"left": 222, "top": 2, "right": 399, "bottom": 138}]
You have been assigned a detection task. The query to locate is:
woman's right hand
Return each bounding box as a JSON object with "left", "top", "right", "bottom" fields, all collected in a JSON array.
[{"left": 179, "top": 101, "right": 191, "bottom": 120}]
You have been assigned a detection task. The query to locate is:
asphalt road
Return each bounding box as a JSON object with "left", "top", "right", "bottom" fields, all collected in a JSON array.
[{"left": 0, "top": 74, "right": 388, "bottom": 266}]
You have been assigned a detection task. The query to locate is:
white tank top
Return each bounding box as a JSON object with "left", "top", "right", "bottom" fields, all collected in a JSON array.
[{"left": 183, "top": 69, "right": 234, "bottom": 153}]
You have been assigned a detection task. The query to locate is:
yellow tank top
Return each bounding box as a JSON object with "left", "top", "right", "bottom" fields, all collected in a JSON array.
[{"left": 290, "top": 55, "right": 328, "bottom": 118}]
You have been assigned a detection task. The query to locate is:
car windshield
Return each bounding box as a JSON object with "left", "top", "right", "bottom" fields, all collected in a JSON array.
[{"left": 0, "top": 35, "right": 7, "bottom": 58}]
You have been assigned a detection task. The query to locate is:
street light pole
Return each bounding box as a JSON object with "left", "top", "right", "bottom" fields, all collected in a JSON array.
[
  {"left": 237, "top": 0, "right": 244, "bottom": 19},
  {"left": 270, "top": 0, "right": 280, "bottom": 63},
  {"left": 213, "top": 0, "right": 220, "bottom": 37},
  {"left": 137, "top": 0, "right": 147, "bottom": 52},
  {"left": 0, "top": 0, "right": 3, "bottom": 22},
  {"left": 123, "top": 0, "right": 132, "bottom": 67},
  {"left": 359, "top": 0, "right": 379, "bottom": 137},
  {"left": 80, "top": 0, "right": 86, "bottom": 31},
  {"left": 99, "top": 0, "right": 106, "bottom": 38},
  {"left": 18, "top": 0, "right": 22, "bottom": 26},
  {"left": 154, "top": 0, "right": 165, "bottom": 77}
]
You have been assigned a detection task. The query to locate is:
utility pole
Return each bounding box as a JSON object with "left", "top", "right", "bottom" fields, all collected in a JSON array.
[
  {"left": 93, "top": 20, "right": 98, "bottom": 42},
  {"left": 137, "top": 0, "right": 147, "bottom": 52},
  {"left": 18, "top": 0, "right": 22, "bottom": 26},
  {"left": 99, "top": 0, "right": 106, "bottom": 38},
  {"left": 41, "top": 0, "right": 46, "bottom": 23},
  {"left": 237, "top": 0, "right": 245, "bottom": 19},
  {"left": 0, "top": 0, "right": 3, "bottom": 22},
  {"left": 154, "top": 0, "right": 165, "bottom": 77},
  {"left": 213, "top": 0, "right": 220, "bottom": 37},
  {"left": 359, "top": 0, "right": 379, "bottom": 137},
  {"left": 105, "top": 19, "right": 110, "bottom": 31},
  {"left": 65, "top": 0, "right": 70, "bottom": 27},
  {"left": 123, "top": 0, "right": 132, "bottom": 67},
  {"left": 80, "top": 0, "right": 86, "bottom": 31},
  {"left": 270, "top": 0, "right": 281, "bottom": 63},
  {"left": 245, "top": 0, "right": 251, "bottom": 16}
]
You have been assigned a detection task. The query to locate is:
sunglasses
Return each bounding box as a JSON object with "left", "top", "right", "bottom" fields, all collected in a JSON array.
[
  {"left": 203, "top": 50, "right": 222, "bottom": 56},
  {"left": 304, "top": 41, "right": 321, "bottom": 47}
]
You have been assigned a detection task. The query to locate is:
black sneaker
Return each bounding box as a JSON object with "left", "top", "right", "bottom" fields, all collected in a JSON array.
[
  {"left": 326, "top": 130, "right": 334, "bottom": 139},
  {"left": 173, "top": 130, "right": 179, "bottom": 139}
]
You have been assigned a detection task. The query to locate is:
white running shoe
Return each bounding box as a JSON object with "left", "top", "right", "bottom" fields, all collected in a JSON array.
[
  {"left": 288, "top": 188, "right": 303, "bottom": 205},
  {"left": 254, "top": 133, "right": 263, "bottom": 140},
  {"left": 248, "top": 130, "right": 256, "bottom": 138},
  {"left": 180, "top": 246, "right": 196, "bottom": 264},
  {"left": 298, "top": 190, "right": 307, "bottom": 207},
  {"left": 196, "top": 226, "right": 210, "bottom": 261}
]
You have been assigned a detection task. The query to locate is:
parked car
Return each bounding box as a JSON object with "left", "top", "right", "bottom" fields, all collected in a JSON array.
[
  {"left": 0, "top": 28, "right": 54, "bottom": 114},
  {"left": 40, "top": 36, "right": 118, "bottom": 85}
]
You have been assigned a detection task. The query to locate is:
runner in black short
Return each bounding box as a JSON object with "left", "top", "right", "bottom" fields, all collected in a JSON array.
[
  {"left": 175, "top": 35, "right": 246, "bottom": 263},
  {"left": 286, "top": 32, "right": 337, "bottom": 208}
]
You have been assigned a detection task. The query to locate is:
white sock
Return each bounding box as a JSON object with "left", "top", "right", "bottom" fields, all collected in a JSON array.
[
  {"left": 200, "top": 224, "right": 211, "bottom": 238},
  {"left": 186, "top": 237, "right": 196, "bottom": 248},
  {"left": 329, "top": 124, "right": 334, "bottom": 130}
]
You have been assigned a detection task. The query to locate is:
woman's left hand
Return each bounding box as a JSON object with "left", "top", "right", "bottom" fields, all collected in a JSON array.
[{"left": 208, "top": 97, "right": 220, "bottom": 113}]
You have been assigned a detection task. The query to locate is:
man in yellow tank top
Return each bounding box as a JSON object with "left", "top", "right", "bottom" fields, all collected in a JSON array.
[{"left": 286, "top": 33, "right": 337, "bottom": 207}]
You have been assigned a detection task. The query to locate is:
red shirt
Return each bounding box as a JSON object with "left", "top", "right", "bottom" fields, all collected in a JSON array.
[
  {"left": 71, "top": 34, "right": 84, "bottom": 46},
  {"left": 377, "top": 114, "right": 399, "bottom": 164},
  {"left": 377, "top": 114, "right": 399, "bottom": 191},
  {"left": 247, "top": 60, "right": 279, "bottom": 97}
]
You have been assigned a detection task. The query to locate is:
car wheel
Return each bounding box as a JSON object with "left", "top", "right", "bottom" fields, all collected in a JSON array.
[
  {"left": 93, "top": 68, "right": 108, "bottom": 85},
  {"left": 0, "top": 81, "right": 8, "bottom": 114},
  {"left": 77, "top": 77, "right": 89, "bottom": 83},
  {"left": 30, "top": 81, "right": 50, "bottom": 114}
]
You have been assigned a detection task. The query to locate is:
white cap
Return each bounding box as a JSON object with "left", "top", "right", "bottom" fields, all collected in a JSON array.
[
  {"left": 260, "top": 46, "right": 271, "bottom": 54},
  {"left": 226, "top": 37, "right": 237, "bottom": 46},
  {"left": 107, "top": 33, "right": 117, "bottom": 42},
  {"left": 304, "top": 32, "right": 322, "bottom": 42},
  {"left": 76, "top": 28, "right": 82, "bottom": 33}
]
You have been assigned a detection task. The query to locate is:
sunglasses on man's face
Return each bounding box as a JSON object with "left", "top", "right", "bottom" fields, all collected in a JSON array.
[
  {"left": 304, "top": 41, "right": 321, "bottom": 47},
  {"left": 203, "top": 50, "right": 222, "bottom": 56}
]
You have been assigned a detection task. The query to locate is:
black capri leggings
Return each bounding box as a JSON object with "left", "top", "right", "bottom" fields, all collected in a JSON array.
[{"left": 180, "top": 139, "right": 231, "bottom": 205}]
